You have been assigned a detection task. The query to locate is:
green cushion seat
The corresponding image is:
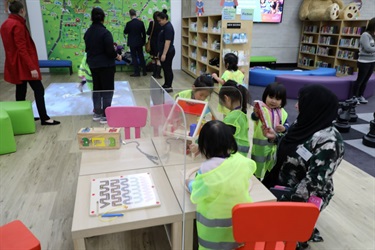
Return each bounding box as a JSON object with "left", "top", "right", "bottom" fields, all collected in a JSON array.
[
  {"left": 0, "top": 101, "right": 36, "bottom": 135},
  {"left": 250, "top": 56, "right": 277, "bottom": 63},
  {"left": 0, "top": 108, "right": 16, "bottom": 155}
]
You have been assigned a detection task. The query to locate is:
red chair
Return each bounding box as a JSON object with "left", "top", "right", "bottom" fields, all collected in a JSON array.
[
  {"left": 105, "top": 106, "right": 148, "bottom": 139},
  {"left": 0, "top": 220, "right": 41, "bottom": 250},
  {"left": 232, "top": 202, "right": 320, "bottom": 250}
]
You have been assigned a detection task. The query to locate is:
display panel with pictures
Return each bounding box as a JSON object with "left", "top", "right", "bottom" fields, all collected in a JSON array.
[{"left": 237, "top": 0, "right": 285, "bottom": 23}]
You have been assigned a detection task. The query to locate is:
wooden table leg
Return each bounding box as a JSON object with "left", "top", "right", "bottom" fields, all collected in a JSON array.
[
  {"left": 73, "top": 238, "right": 86, "bottom": 250},
  {"left": 171, "top": 222, "right": 182, "bottom": 250},
  {"left": 184, "top": 219, "right": 194, "bottom": 250}
]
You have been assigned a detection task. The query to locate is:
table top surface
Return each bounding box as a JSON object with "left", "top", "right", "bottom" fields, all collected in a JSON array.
[
  {"left": 71, "top": 167, "right": 182, "bottom": 239},
  {"left": 79, "top": 138, "right": 162, "bottom": 176}
]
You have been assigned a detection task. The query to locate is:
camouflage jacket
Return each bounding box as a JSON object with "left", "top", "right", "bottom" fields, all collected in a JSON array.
[{"left": 278, "top": 126, "right": 345, "bottom": 210}]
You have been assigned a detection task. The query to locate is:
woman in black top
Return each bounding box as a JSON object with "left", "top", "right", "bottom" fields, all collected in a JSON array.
[
  {"left": 146, "top": 11, "right": 162, "bottom": 79},
  {"left": 156, "top": 9, "right": 175, "bottom": 93},
  {"left": 84, "top": 7, "right": 121, "bottom": 124}
]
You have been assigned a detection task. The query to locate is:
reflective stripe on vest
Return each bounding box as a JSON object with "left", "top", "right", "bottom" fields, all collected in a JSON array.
[
  {"left": 253, "top": 138, "right": 273, "bottom": 146},
  {"left": 196, "top": 212, "right": 232, "bottom": 227},
  {"left": 198, "top": 236, "right": 241, "bottom": 250},
  {"left": 251, "top": 153, "right": 274, "bottom": 163},
  {"left": 238, "top": 145, "right": 250, "bottom": 154}
]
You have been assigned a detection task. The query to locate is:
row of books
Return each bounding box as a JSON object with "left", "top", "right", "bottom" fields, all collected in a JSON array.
[
  {"left": 304, "top": 25, "right": 318, "bottom": 33},
  {"left": 318, "top": 36, "right": 336, "bottom": 45},
  {"left": 341, "top": 26, "right": 365, "bottom": 35},
  {"left": 317, "top": 47, "right": 333, "bottom": 56},
  {"left": 335, "top": 65, "right": 354, "bottom": 75},
  {"left": 316, "top": 61, "right": 331, "bottom": 68},
  {"left": 320, "top": 25, "right": 339, "bottom": 34},
  {"left": 339, "top": 38, "right": 359, "bottom": 48},
  {"left": 301, "top": 45, "right": 316, "bottom": 54},
  {"left": 298, "top": 57, "right": 314, "bottom": 66},
  {"left": 337, "top": 50, "right": 358, "bottom": 60},
  {"left": 302, "top": 35, "right": 314, "bottom": 43}
]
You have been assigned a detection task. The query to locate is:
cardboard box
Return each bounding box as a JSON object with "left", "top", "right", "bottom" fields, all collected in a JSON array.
[{"left": 77, "top": 127, "right": 121, "bottom": 150}]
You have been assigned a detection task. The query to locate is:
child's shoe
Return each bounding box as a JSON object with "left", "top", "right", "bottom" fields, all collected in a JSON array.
[
  {"left": 77, "top": 80, "right": 86, "bottom": 93},
  {"left": 357, "top": 96, "right": 368, "bottom": 104}
]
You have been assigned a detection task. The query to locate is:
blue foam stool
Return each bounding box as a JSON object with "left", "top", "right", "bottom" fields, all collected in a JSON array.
[
  {"left": 0, "top": 109, "right": 16, "bottom": 155},
  {"left": 0, "top": 101, "right": 36, "bottom": 135}
]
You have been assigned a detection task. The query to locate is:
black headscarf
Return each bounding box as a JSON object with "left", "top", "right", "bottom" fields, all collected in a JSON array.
[{"left": 263, "top": 84, "right": 338, "bottom": 188}]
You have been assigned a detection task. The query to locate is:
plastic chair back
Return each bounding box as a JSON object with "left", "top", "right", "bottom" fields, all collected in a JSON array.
[
  {"left": 232, "top": 202, "right": 320, "bottom": 250},
  {"left": 105, "top": 106, "right": 148, "bottom": 139}
]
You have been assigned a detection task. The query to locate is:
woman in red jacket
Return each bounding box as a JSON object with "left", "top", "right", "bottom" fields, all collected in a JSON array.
[{"left": 0, "top": 0, "right": 59, "bottom": 125}]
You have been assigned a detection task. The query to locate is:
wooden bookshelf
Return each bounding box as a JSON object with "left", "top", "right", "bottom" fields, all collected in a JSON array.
[
  {"left": 181, "top": 14, "right": 253, "bottom": 87},
  {"left": 298, "top": 19, "right": 369, "bottom": 75}
]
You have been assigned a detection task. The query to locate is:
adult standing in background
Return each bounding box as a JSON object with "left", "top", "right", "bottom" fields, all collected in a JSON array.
[
  {"left": 157, "top": 9, "right": 175, "bottom": 93},
  {"left": 84, "top": 7, "right": 121, "bottom": 124},
  {"left": 146, "top": 11, "right": 162, "bottom": 79},
  {"left": 0, "top": 0, "right": 60, "bottom": 125},
  {"left": 124, "top": 9, "right": 147, "bottom": 77},
  {"left": 347, "top": 17, "right": 375, "bottom": 105}
]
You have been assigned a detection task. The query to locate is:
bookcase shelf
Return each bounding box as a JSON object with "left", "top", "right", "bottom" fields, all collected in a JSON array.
[
  {"left": 298, "top": 19, "right": 369, "bottom": 75},
  {"left": 182, "top": 14, "right": 253, "bottom": 87}
]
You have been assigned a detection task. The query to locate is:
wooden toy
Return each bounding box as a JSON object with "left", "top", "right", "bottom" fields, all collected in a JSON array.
[{"left": 77, "top": 127, "right": 121, "bottom": 149}]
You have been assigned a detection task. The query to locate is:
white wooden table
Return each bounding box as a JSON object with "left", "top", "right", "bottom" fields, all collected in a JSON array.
[
  {"left": 71, "top": 167, "right": 183, "bottom": 250},
  {"left": 79, "top": 138, "right": 161, "bottom": 176}
]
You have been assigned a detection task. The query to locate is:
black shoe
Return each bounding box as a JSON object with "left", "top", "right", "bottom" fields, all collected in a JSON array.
[
  {"left": 309, "top": 228, "right": 324, "bottom": 242},
  {"left": 41, "top": 120, "right": 61, "bottom": 126},
  {"left": 143, "top": 72, "right": 147, "bottom": 76},
  {"left": 130, "top": 73, "right": 140, "bottom": 77},
  {"left": 162, "top": 85, "right": 173, "bottom": 93},
  {"left": 34, "top": 117, "right": 40, "bottom": 121}
]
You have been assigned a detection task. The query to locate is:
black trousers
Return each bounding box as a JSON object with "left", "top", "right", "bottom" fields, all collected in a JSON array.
[
  {"left": 90, "top": 66, "right": 115, "bottom": 117},
  {"left": 353, "top": 61, "right": 375, "bottom": 97},
  {"left": 161, "top": 48, "right": 175, "bottom": 87},
  {"left": 16, "top": 80, "right": 50, "bottom": 121},
  {"left": 130, "top": 45, "right": 146, "bottom": 75}
]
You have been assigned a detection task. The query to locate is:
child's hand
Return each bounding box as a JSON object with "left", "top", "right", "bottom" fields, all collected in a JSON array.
[
  {"left": 262, "top": 126, "right": 276, "bottom": 140},
  {"left": 211, "top": 73, "right": 218, "bottom": 79},
  {"left": 275, "top": 125, "right": 285, "bottom": 133}
]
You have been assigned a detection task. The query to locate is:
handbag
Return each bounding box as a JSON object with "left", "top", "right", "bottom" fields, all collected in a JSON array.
[{"left": 145, "top": 22, "right": 155, "bottom": 53}]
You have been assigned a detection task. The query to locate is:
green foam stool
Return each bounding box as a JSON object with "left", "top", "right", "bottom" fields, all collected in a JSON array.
[
  {"left": 0, "top": 101, "right": 36, "bottom": 135},
  {"left": 0, "top": 109, "right": 16, "bottom": 155}
]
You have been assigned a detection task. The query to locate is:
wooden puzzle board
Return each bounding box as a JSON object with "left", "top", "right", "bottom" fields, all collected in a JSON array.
[{"left": 89, "top": 173, "right": 161, "bottom": 216}]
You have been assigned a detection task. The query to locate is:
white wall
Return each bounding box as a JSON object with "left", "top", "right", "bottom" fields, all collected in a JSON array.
[{"left": 171, "top": 0, "right": 181, "bottom": 69}]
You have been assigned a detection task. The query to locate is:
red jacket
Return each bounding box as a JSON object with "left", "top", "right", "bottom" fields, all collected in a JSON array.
[{"left": 0, "top": 14, "right": 41, "bottom": 84}]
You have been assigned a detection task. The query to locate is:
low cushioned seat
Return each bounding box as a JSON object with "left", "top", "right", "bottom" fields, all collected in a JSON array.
[
  {"left": 249, "top": 67, "right": 336, "bottom": 86},
  {"left": 0, "top": 101, "right": 36, "bottom": 135},
  {"left": 275, "top": 72, "right": 375, "bottom": 101},
  {"left": 0, "top": 109, "right": 16, "bottom": 155},
  {"left": 0, "top": 220, "right": 41, "bottom": 250},
  {"left": 38, "top": 59, "right": 72, "bottom": 75}
]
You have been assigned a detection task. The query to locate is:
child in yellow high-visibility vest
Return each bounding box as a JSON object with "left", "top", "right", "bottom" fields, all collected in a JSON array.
[{"left": 77, "top": 53, "right": 93, "bottom": 92}]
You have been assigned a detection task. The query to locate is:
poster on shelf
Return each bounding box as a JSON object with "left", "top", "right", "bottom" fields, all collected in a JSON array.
[
  {"left": 222, "top": 8, "right": 236, "bottom": 20},
  {"left": 241, "top": 8, "right": 254, "bottom": 20}
]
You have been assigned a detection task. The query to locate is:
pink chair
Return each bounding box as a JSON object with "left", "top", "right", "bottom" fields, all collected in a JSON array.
[
  {"left": 232, "top": 202, "right": 320, "bottom": 250},
  {"left": 150, "top": 104, "right": 173, "bottom": 136},
  {"left": 105, "top": 106, "right": 148, "bottom": 139}
]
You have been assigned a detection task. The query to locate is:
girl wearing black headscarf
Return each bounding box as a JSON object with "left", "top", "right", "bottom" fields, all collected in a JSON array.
[{"left": 262, "top": 84, "right": 345, "bottom": 211}]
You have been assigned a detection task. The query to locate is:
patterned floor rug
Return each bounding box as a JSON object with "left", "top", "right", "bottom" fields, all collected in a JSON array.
[{"left": 32, "top": 81, "right": 135, "bottom": 117}]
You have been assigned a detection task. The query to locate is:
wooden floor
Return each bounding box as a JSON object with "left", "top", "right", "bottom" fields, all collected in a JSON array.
[{"left": 0, "top": 70, "right": 374, "bottom": 250}]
